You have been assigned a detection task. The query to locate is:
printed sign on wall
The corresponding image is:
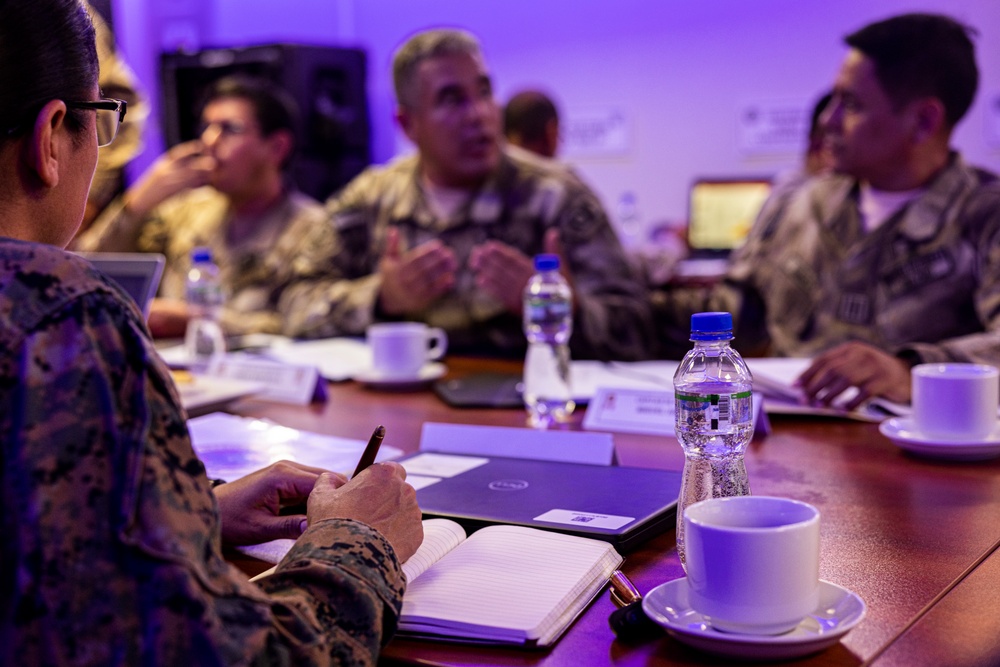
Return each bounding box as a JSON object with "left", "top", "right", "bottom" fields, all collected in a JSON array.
[
  {"left": 737, "top": 98, "right": 810, "bottom": 156},
  {"left": 564, "top": 108, "right": 631, "bottom": 158}
]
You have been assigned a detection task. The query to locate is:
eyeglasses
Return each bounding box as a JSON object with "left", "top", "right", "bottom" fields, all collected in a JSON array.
[{"left": 66, "top": 98, "right": 128, "bottom": 147}]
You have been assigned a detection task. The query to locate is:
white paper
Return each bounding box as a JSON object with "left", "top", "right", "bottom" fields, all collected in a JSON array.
[
  {"left": 570, "top": 360, "right": 677, "bottom": 400},
  {"left": 264, "top": 337, "right": 372, "bottom": 381},
  {"left": 400, "top": 453, "right": 490, "bottom": 478},
  {"left": 188, "top": 412, "right": 402, "bottom": 482}
]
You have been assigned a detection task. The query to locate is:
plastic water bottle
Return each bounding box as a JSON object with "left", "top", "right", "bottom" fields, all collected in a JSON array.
[
  {"left": 674, "top": 311, "right": 753, "bottom": 566},
  {"left": 523, "top": 254, "right": 575, "bottom": 428},
  {"left": 184, "top": 246, "right": 226, "bottom": 371}
]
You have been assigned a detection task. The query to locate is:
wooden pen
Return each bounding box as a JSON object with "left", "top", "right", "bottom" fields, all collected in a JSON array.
[{"left": 352, "top": 425, "right": 385, "bottom": 477}]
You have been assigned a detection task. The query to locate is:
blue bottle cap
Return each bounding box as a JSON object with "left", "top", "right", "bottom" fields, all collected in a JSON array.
[
  {"left": 534, "top": 254, "right": 560, "bottom": 271},
  {"left": 690, "top": 311, "right": 733, "bottom": 340},
  {"left": 191, "top": 246, "right": 213, "bottom": 264}
]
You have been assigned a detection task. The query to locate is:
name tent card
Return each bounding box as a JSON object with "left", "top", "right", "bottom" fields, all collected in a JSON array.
[
  {"left": 583, "top": 388, "right": 769, "bottom": 437},
  {"left": 207, "top": 356, "right": 327, "bottom": 405}
]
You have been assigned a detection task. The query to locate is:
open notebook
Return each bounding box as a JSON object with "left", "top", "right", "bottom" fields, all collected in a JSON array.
[{"left": 256, "top": 518, "right": 622, "bottom": 647}]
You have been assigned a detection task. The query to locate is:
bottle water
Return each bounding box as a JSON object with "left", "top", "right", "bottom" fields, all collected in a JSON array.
[
  {"left": 184, "top": 246, "right": 226, "bottom": 371},
  {"left": 523, "top": 254, "right": 575, "bottom": 428},
  {"left": 674, "top": 311, "right": 753, "bottom": 566}
]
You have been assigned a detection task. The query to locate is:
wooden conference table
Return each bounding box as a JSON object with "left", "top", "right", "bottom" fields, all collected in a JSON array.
[{"left": 224, "top": 357, "right": 1000, "bottom": 667}]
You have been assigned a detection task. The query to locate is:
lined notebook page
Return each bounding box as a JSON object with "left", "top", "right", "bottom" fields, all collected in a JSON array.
[
  {"left": 402, "top": 519, "right": 466, "bottom": 583},
  {"left": 400, "top": 525, "right": 622, "bottom": 644}
]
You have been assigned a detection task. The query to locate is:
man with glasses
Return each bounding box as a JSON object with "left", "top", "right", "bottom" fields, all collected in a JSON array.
[{"left": 73, "top": 75, "right": 326, "bottom": 338}]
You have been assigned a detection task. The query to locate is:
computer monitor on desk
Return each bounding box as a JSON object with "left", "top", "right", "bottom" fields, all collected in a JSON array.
[{"left": 675, "top": 177, "right": 772, "bottom": 279}]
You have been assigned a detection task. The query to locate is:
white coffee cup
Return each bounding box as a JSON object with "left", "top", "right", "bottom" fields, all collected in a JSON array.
[
  {"left": 684, "top": 496, "right": 820, "bottom": 635},
  {"left": 911, "top": 363, "right": 999, "bottom": 440},
  {"left": 367, "top": 322, "right": 447, "bottom": 378}
]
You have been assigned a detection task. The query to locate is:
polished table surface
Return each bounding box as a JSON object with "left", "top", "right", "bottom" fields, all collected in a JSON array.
[{"left": 224, "top": 357, "right": 1000, "bottom": 667}]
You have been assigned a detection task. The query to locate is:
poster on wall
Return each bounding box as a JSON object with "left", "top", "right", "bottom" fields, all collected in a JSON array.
[
  {"left": 563, "top": 108, "right": 631, "bottom": 158},
  {"left": 736, "top": 98, "right": 810, "bottom": 156}
]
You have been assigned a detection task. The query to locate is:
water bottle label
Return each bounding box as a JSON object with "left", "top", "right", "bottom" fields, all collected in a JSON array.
[
  {"left": 525, "top": 299, "right": 571, "bottom": 322},
  {"left": 675, "top": 390, "right": 752, "bottom": 432}
]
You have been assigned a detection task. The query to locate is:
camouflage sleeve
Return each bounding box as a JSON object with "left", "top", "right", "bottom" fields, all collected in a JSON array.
[
  {"left": 2, "top": 287, "right": 404, "bottom": 666},
  {"left": 278, "top": 177, "right": 385, "bottom": 339},
  {"left": 897, "top": 185, "right": 1000, "bottom": 367},
  {"left": 555, "top": 185, "right": 656, "bottom": 361}
]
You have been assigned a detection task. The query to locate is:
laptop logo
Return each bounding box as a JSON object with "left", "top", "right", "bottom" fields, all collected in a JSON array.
[{"left": 488, "top": 479, "right": 529, "bottom": 491}]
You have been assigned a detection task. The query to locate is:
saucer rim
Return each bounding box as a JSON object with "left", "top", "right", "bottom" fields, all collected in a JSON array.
[
  {"left": 353, "top": 361, "right": 446, "bottom": 385},
  {"left": 881, "top": 416, "right": 1000, "bottom": 445},
  {"left": 641, "top": 577, "right": 865, "bottom": 657},
  {"left": 879, "top": 418, "right": 1000, "bottom": 460}
]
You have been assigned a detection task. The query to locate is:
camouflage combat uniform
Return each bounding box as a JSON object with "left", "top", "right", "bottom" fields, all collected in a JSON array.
[
  {"left": 278, "top": 146, "right": 654, "bottom": 360},
  {"left": 661, "top": 155, "right": 1000, "bottom": 364},
  {"left": 73, "top": 187, "right": 326, "bottom": 335},
  {"left": 0, "top": 239, "right": 405, "bottom": 665}
]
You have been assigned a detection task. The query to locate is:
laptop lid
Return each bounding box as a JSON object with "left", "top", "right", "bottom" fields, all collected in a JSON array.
[
  {"left": 398, "top": 452, "right": 681, "bottom": 552},
  {"left": 77, "top": 252, "right": 165, "bottom": 318},
  {"left": 686, "top": 178, "right": 772, "bottom": 258}
]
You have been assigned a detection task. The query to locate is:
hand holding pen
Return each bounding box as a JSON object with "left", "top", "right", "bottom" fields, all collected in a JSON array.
[{"left": 305, "top": 425, "right": 425, "bottom": 561}]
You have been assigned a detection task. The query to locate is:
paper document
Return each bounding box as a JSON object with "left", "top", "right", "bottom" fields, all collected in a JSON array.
[
  {"left": 570, "top": 360, "right": 678, "bottom": 400},
  {"left": 188, "top": 412, "right": 402, "bottom": 482},
  {"left": 262, "top": 337, "right": 372, "bottom": 381},
  {"left": 746, "top": 357, "right": 909, "bottom": 422}
]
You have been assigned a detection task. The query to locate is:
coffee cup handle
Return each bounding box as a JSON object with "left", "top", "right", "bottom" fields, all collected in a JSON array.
[{"left": 427, "top": 327, "right": 448, "bottom": 361}]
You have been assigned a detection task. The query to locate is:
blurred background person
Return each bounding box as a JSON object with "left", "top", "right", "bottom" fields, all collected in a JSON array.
[
  {"left": 281, "top": 29, "right": 653, "bottom": 360},
  {"left": 73, "top": 75, "right": 326, "bottom": 338},
  {"left": 81, "top": 1, "right": 148, "bottom": 231},
  {"left": 657, "top": 13, "right": 1000, "bottom": 408},
  {"left": 503, "top": 89, "right": 560, "bottom": 159}
]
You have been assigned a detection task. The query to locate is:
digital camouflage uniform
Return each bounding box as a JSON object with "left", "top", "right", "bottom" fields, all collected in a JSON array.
[
  {"left": 659, "top": 155, "right": 1000, "bottom": 364},
  {"left": 73, "top": 187, "right": 326, "bottom": 335},
  {"left": 279, "top": 146, "right": 654, "bottom": 360},
  {"left": 0, "top": 239, "right": 405, "bottom": 666}
]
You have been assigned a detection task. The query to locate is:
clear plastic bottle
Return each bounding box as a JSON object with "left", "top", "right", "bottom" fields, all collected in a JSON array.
[
  {"left": 673, "top": 311, "right": 753, "bottom": 566},
  {"left": 184, "top": 246, "right": 227, "bottom": 371},
  {"left": 523, "top": 254, "right": 575, "bottom": 428}
]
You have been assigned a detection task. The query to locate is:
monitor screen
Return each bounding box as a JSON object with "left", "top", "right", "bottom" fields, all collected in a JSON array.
[{"left": 687, "top": 179, "right": 772, "bottom": 252}]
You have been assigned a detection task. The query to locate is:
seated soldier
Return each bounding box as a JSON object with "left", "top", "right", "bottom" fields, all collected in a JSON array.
[
  {"left": 73, "top": 75, "right": 325, "bottom": 338},
  {"left": 280, "top": 29, "right": 654, "bottom": 361}
]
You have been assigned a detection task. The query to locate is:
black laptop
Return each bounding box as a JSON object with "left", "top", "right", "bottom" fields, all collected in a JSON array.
[{"left": 398, "top": 452, "right": 681, "bottom": 552}]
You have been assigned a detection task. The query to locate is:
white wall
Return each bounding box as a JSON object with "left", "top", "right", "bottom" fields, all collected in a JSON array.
[{"left": 115, "top": 0, "right": 1000, "bottom": 243}]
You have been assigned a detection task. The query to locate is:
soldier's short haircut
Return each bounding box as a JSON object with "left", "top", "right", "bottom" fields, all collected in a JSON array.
[
  {"left": 392, "top": 29, "right": 482, "bottom": 109},
  {"left": 845, "top": 13, "right": 978, "bottom": 128}
]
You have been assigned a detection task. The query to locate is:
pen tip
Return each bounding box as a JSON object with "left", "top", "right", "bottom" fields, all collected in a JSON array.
[{"left": 376, "top": 425, "right": 385, "bottom": 435}]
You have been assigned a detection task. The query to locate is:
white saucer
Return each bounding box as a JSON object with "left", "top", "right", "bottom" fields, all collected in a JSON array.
[
  {"left": 879, "top": 417, "right": 1000, "bottom": 461},
  {"left": 354, "top": 362, "right": 446, "bottom": 388},
  {"left": 641, "top": 578, "right": 866, "bottom": 661}
]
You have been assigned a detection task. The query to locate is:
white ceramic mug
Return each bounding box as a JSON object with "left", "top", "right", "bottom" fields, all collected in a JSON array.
[
  {"left": 911, "top": 363, "right": 999, "bottom": 440},
  {"left": 367, "top": 322, "right": 447, "bottom": 378},
  {"left": 684, "top": 496, "right": 820, "bottom": 635}
]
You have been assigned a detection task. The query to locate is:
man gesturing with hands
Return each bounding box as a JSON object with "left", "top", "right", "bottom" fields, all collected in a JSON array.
[{"left": 280, "top": 29, "right": 652, "bottom": 360}]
